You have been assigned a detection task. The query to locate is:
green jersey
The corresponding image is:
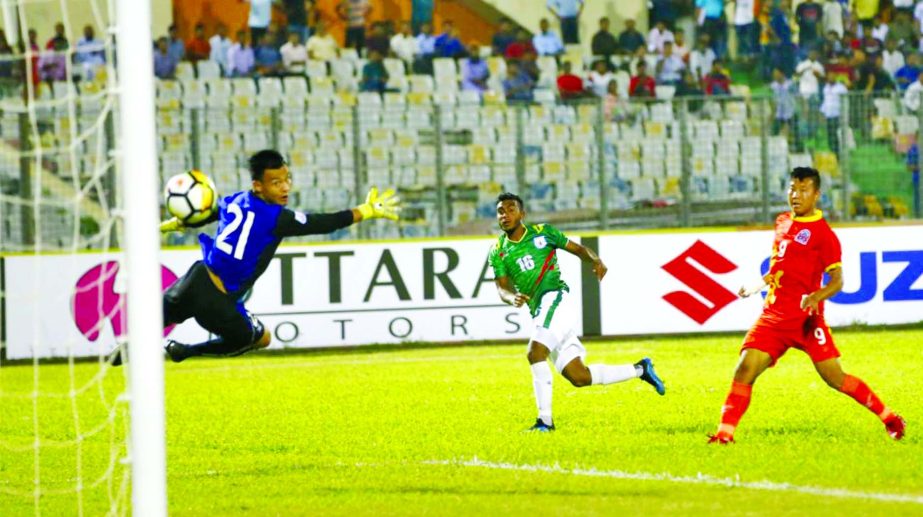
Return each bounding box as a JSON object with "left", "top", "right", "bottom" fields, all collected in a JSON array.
[{"left": 488, "top": 223, "right": 570, "bottom": 316}]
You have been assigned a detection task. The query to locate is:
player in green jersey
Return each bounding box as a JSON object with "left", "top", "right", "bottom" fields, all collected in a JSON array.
[{"left": 489, "top": 193, "right": 666, "bottom": 432}]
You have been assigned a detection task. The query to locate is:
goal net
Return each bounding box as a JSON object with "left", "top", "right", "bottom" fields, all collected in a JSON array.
[{"left": 0, "top": 0, "right": 165, "bottom": 514}]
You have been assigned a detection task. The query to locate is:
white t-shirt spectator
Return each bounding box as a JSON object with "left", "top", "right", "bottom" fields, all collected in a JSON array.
[
  {"left": 209, "top": 34, "right": 232, "bottom": 72},
  {"left": 871, "top": 23, "right": 889, "bottom": 42},
  {"left": 883, "top": 50, "right": 905, "bottom": 79},
  {"left": 820, "top": 81, "right": 848, "bottom": 118},
  {"left": 735, "top": 0, "right": 755, "bottom": 25},
  {"left": 915, "top": 2, "right": 923, "bottom": 32},
  {"left": 657, "top": 54, "right": 685, "bottom": 83},
  {"left": 248, "top": 0, "right": 271, "bottom": 30},
  {"left": 689, "top": 47, "right": 716, "bottom": 80},
  {"left": 390, "top": 33, "right": 419, "bottom": 62},
  {"left": 904, "top": 79, "right": 923, "bottom": 111},
  {"left": 307, "top": 33, "right": 338, "bottom": 61},
  {"left": 533, "top": 31, "right": 564, "bottom": 56},
  {"left": 795, "top": 58, "right": 824, "bottom": 97},
  {"left": 586, "top": 70, "right": 615, "bottom": 97},
  {"left": 895, "top": 0, "right": 914, "bottom": 7},
  {"left": 647, "top": 27, "right": 674, "bottom": 53},
  {"left": 280, "top": 41, "right": 308, "bottom": 72},
  {"left": 823, "top": 1, "right": 845, "bottom": 37}
]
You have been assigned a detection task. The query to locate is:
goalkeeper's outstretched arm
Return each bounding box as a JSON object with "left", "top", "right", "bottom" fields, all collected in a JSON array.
[
  {"left": 160, "top": 211, "right": 218, "bottom": 233},
  {"left": 274, "top": 187, "right": 402, "bottom": 237}
]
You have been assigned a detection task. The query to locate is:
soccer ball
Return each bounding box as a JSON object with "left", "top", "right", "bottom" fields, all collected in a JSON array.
[{"left": 164, "top": 170, "right": 218, "bottom": 225}]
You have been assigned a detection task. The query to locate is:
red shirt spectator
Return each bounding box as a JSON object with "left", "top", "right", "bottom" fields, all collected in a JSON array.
[
  {"left": 629, "top": 62, "right": 655, "bottom": 97},
  {"left": 556, "top": 62, "right": 585, "bottom": 99},
  {"left": 505, "top": 29, "right": 535, "bottom": 60},
  {"left": 703, "top": 61, "right": 731, "bottom": 95},
  {"left": 186, "top": 23, "right": 211, "bottom": 62}
]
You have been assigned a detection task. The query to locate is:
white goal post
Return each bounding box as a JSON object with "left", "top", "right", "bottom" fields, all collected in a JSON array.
[{"left": 114, "top": 0, "right": 167, "bottom": 513}]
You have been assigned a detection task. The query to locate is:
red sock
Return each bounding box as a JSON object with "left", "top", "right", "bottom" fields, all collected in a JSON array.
[
  {"left": 717, "top": 381, "right": 753, "bottom": 436},
  {"left": 840, "top": 374, "right": 892, "bottom": 421}
]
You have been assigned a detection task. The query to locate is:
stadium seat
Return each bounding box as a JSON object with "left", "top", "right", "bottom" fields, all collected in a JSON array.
[
  {"left": 175, "top": 62, "right": 195, "bottom": 81},
  {"left": 305, "top": 60, "right": 328, "bottom": 79},
  {"left": 629, "top": 177, "right": 656, "bottom": 201},
  {"left": 534, "top": 89, "right": 556, "bottom": 104},
  {"left": 196, "top": 61, "right": 221, "bottom": 80},
  {"left": 654, "top": 85, "right": 675, "bottom": 100},
  {"left": 408, "top": 75, "right": 435, "bottom": 93}
]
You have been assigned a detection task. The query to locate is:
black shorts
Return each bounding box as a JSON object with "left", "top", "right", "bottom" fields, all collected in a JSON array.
[{"left": 163, "top": 261, "right": 262, "bottom": 348}]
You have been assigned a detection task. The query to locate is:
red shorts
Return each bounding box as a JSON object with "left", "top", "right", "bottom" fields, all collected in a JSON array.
[{"left": 741, "top": 314, "right": 840, "bottom": 366}]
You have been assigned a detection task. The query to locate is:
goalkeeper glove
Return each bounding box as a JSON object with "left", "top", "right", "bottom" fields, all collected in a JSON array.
[
  {"left": 159, "top": 217, "right": 185, "bottom": 233},
  {"left": 357, "top": 187, "right": 401, "bottom": 221}
]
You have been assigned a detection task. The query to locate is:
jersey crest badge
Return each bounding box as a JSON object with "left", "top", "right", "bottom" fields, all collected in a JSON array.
[
  {"left": 533, "top": 236, "right": 547, "bottom": 249},
  {"left": 794, "top": 229, "right": 811, "bottom": 245},
  {"left": 294, "top": 211, "right": 307, "bottom": 224}
]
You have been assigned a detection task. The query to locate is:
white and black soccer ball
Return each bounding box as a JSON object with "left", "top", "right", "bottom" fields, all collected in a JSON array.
[{"left": 164, "top": 170, "right": 218, "bottom": 225}]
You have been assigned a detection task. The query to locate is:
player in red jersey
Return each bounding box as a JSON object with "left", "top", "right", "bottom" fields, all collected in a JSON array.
[{"left": 709, "top": 167, "right": 905, "bottom": 444}]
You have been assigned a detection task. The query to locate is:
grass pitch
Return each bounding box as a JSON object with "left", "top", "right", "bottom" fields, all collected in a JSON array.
[{"left": 1, "top": 327, "right": 922, "bottom": 516}]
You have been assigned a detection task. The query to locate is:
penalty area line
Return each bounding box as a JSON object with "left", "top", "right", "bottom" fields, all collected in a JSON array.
[{"left": 423, "top": 458, "right": 923, "bottom": 505}]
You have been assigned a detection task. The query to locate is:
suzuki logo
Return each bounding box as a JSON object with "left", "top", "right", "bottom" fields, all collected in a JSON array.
[
  {"left": 662, "top": 240, "right": 738, "bottom": 324},
  {"left": 71, "top": 261, "right": 179, "bottom": 342}
]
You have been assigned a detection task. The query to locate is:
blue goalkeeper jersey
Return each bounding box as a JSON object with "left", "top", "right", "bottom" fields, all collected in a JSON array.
[{"left": 198, "top": 191, "right": 354, "bottom": 297}]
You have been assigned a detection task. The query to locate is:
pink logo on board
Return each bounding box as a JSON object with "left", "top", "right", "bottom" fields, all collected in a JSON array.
[{"left": 72, "top": 261, "right": 179, "bottom": 341}]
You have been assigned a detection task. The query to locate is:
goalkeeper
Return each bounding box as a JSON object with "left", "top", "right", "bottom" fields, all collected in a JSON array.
[{"left": 157, "top": 149, "right": 400, "bottom": 362}]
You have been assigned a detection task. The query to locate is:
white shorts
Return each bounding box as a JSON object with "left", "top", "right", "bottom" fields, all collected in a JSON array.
[{"left": 528, "top": 289, "right": 586, "bottom": 373}]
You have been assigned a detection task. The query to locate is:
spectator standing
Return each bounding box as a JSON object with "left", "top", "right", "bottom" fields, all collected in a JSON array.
[
  {"left": 40, "top": 23, "right": 68, "bottom": 82},
  {"left": 167, "top": 24, "right": 185, "bottom": 64},
  {"left": 391, "top": 21, "right": 419, "bottom": 64},
  {"left": 254, "top": 33, "right": 283, "bottom": 76},
  {"left": 502, "top": 61, "right": 534, "bottom": 102},
  {"left": 882, "top": 39, "right": 905, "bottom": 79},
  {"left": 703, "top": 59, "right": 731, "bottom": 94},
  {"left": 690, "top": 34, "right": 716, "bottom": 80},
  {"left": 603, "top": 79, "right": 631, "bottom": 121},
  {"left": 795, "top": 49, "right": 825, "bottom": 140},
  {"left": 677, "top": 70, "right": 705, "bottom": 112},
  {"left": 820, "top": 71, "right": 848, "bottom": 153},
  {"left": 822, "top": 0, "right": 844, "bottom": 38},
  {"left": 557, "top": 61, "right": 586, "bottom": 99},
  {"left": 888, "top": 11, "right": 915, "bottom": 52},
  {"left": 629, "top": 60, "right": 656, "bottom": 97},
  {"left": 895, "top": 52, "right": 921, "bottom": 90},
  {"left": 365, "top": 23, "right": 391, "bottom": 56},
  {"left": 734, "top": 0, "right": 757, "bottom": 62},
  {"left": 153, "top": 37, "right": 178, "bottom": 79},
  {"left": 770, "top": 68, "right": 797, "bottom": 138},
  {"left": 23, "top": 29, "right": 40, "bottom": 87},
  {"left": 869, "top": 15, "right": 888, "bottom": 43},
  {"left": 673, "top": 29, "right": 690, "bottom": 59},
  {"left": 902, "top": 70, "right": 923, "bottom": 111},
  {"left": 907, "top": 140, "right": 922, "bottom": 217},
  {"left": 414, "top": 22, "right": 437, "bottom": 73},
  {"left": 587, "top": 58, "right": 615, "bottom": 96},
  {"left": 75, "top": 25, "right": 105, "bottom": 80},
  {"left": 338, "top": 0, "right": 371, "bottom": 51},
  {"left": 0, "top": 32, "right": 13, "bottom": 84},
  {"left": 696, "top": 0, "right": 727, "bottom": 59},
  {"left": 853, "top": 0, "right": 879, "bottom": 26},
  {"left": 647, "top": 20, "right": 674, "bottom": 54},
  {"left": 359, "top": 49, "right": 389, "bottom": 92},
  {"left": 280, "top": 31, "right": 307, "bottom": 74},
  {"left": 618, "top": 19, "right": 646, "bottom": 55},
  {"left": 858, "top": 54, "right": 895, "bottom": 93},
  {"left": 283, "top": 0, "right": 313, "bottom": 44},
  {"left": 461, "top": 53, "right": 490, "bottom": 96},
  {"left": 591, "top": 17, "right": 618, "bottom": 58},
  {"left": 185, "top": 23, "right": 211, "bottom": 63},
  {"left": 244, "top": 0, "right": 272, "bottom": 45},
  {"left": 547, "top": 0, "right": 583, "bottom": 44},
  {"left": 656, "top": 41, "right": 685, "bottom": 85},
  {"left": 795, "top": 0, "right": 823, "bottom": 52},
  {"left": 306, "top": 21, "right": 339, "bottom": 61},
  {"left": 533, "top": 18, "right": 565, "bottom": 57},
  {"left": 492, "top": 18, "right": 517, "bottom": 57},
  {"left": 209, "top": 24, "right": 233, "bottom": 74},
  {"left": 651, "top": 0, "right": 678, "bottom": 30}
]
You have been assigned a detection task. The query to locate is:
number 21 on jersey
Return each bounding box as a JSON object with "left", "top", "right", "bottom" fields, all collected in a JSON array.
[
  {"left": 516, "top": 255, "right": 535, "bottom": 272},
  {"left": 216, "top": 204, "right": 255, "bottom": 260}
]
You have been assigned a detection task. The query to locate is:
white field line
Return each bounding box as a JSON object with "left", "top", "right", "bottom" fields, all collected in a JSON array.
[{"left": 423, "top": 458, "right": 923, "bottom": 505}]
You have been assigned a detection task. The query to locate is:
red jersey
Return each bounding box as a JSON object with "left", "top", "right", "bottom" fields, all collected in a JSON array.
[{"left": 762, "top": 210, "right": 841, "bottom": 328}]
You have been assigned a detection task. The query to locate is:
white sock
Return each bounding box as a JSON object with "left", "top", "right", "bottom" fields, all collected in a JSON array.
[
  {"left": 589, "top": 364, "right": 640, "bottom": 386},
  {"left": 530, "top": 362, "right": 553, "bottom": 426}
]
